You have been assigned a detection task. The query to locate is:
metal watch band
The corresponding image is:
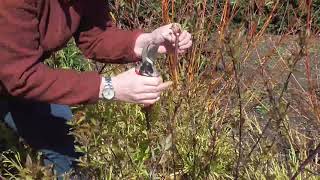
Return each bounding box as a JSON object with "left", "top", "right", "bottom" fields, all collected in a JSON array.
[{"left": 104, "top": 77, "right": 113, "bottom": 89}]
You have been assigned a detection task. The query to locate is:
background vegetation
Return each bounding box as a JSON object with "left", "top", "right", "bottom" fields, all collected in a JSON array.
[{"left": 1, "top": 0, "right": 320, "bottom": 179}]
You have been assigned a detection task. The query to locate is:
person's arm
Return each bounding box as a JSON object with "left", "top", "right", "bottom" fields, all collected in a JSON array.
[
  {"left": 0, "top": 0, "right": 101, "bottom": 105},
  {"left": 73, "top": 0, "right": 192, "bottom": 104},
  {"left": 74, "top": 0, "right": 143, "bottom": 63}
]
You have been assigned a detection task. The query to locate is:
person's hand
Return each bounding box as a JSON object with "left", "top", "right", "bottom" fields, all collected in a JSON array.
[
  {"left": 134, "top": 23, "right": 192, "bottom": 57},
  {"left": 111, "top": 68, "right": 172, "bottom": 105},
  {"left": 151, "top": 23, "right": 192, "bottom": 54}
]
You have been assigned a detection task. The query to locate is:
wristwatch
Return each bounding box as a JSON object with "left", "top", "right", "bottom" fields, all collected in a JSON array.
[{"left": 102, "top": 77, "right": 115, "bottom": 100}]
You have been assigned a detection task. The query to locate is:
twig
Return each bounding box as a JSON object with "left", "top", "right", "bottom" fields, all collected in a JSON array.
[
  {"left": 172, "top": 23, "right": 181, "bottom": 88},
  {"left": 170, "top": 98, "right": 182, "bottom": 180},
  {"left": 227, "top": 43, "right": 244, "bottom": 180},
  {"left": 278, "top": 38, "right": 306, "bottom": 101},
  {"left": 98, "top": 63, "right": 107, "bottom": 74},
  {"left": 110, "top": 147, "right": 124, "bottom": 178},
  {"left": 291, "top": 143, "right": 320, "bottom": 180},
  {"left": 247, "top": 118, "right": 272, "bottom": 158},
  {"left": 167, "top": 23, "right": 181, "bottom": 180}
]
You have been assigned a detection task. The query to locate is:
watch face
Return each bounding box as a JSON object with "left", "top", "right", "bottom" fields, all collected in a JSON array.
[{"left": 103, "top": 88, "right": 115, "bottom": 100}]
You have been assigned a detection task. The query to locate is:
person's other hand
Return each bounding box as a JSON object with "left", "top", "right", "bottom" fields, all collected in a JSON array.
[
  {"left": 111, "top": 68, "right": 172, "bottom": 105},
  {"left": 151, "top": 23, "right": 193, "bottom": 54},
  {"left": 134, "top": 23, "right": 192, "bottom": 57}
]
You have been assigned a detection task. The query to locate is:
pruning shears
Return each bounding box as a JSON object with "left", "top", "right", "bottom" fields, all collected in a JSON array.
[
  {"left": 135, "top": 41, "right": 160, "bottom": 130},
  {"left": 135, "top": 42, "right": 160, "bottom": 77}
]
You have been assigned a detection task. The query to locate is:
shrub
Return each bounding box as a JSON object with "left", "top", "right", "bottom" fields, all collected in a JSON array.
[{"left": 1, "top": 0, "right": 320, "bottom": 179}]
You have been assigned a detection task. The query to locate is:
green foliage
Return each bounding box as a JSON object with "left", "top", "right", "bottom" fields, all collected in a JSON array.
[
  {"left": 0, "top": 150, "right": 55, "bottom": 180},
  {"left": 45, "top": 40, "right": 91, "bottom": 72},
  {"left": 68, "top": 88, "right": 237, "bottom": 179}
]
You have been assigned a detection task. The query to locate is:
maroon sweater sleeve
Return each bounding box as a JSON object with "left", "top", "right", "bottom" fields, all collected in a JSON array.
[
  {"left": 0, "top": 0, "right": 101, "bottom": 105},
  {"left": 74, "top": 0, "right": 143, "bottom": 63}
]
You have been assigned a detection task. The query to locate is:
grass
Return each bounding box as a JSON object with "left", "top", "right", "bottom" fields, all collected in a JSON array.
[{"left": 1, "top": 0, "right": 320, "bottom": 179}]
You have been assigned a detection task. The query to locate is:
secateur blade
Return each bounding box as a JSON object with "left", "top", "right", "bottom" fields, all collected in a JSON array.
[{"left": 136, "top": 42, "right": 160, "bottom": 77}]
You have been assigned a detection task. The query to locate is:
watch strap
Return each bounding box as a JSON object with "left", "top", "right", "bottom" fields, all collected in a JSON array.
[{"left": 104, "top": 77, "right": 113, "bottom": 89}]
